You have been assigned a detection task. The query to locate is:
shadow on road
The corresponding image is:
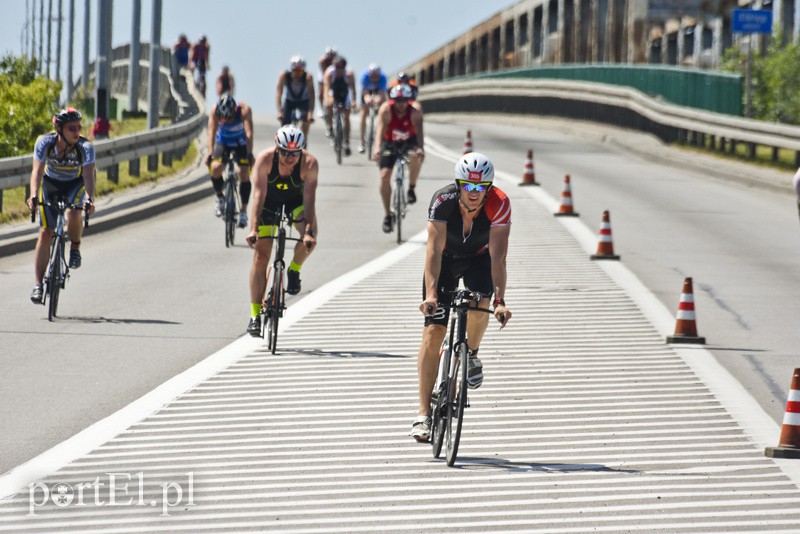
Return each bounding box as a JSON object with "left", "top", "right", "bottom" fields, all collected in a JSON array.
[
  {"left": 287, "top": 348, "right": 409, "bottom": 359},
  {"left": 447, "top": 458, "right": 640, "bottom": 474},
  {"left": 56, "top": 316, "right": 182, "bottom": 325}
]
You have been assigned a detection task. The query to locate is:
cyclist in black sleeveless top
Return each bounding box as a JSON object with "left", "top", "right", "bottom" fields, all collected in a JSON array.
[
  {"left": 276, "top": 56, "right": 315, "bottom": 139},
  {"left": 323, "top": 55, "right": 356, "bottom": 155},
  {"left": 246, "top": 126, "right": 319, "bottom": 336},
  {"left": 215, "top": 65, "right": 235, "bottom": 97}
]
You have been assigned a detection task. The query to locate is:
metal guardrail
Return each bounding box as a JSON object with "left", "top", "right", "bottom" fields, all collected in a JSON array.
[
  {"left": 419, "top": 79, "right": 800, "bottom": 163},
  {"left": 0, "top": 63, "right": 205, "bottom": 212}
]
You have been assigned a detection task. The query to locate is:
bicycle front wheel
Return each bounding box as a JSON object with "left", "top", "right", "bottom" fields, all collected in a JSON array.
[
  {"left": 47, "top": 237, "right": 64, "bottom": 321},
  {"left": 335, "top": 113, "right": 343, "bottom": 165},
  {"left": 267, "top": 266, "right": 283, "bottom": 354},
  {"left": 446, "top": 342, "right": 469, "bottom": 466},
  {"left": 366, "top": 115, "right": 375, "bottom": 161},
  {"left": 224, "top": 178, "right": 236, "bottom": 248},
  {"left": 394, "top": 170, "right": 404, "bottom": 244}
]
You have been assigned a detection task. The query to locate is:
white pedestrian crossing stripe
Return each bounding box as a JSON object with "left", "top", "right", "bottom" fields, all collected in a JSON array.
[{"left": 1, "top": 185, "right": 799, "bottom": 532}]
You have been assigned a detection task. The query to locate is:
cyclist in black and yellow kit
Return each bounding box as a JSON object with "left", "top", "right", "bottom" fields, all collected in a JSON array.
[{"left": 246, "top": 125, "right": 319, "bottom": 336}]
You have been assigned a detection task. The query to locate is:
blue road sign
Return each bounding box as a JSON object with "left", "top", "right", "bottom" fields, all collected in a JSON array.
[{"left": 732, "top": 9, "right": 773, "bottom": 34}]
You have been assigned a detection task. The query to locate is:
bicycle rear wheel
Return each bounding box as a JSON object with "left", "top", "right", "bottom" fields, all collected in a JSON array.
[
  {"left": 267, "top": 265, "right": 283, "bottom": 354},
  {"left": 446, "top": 342, "right": 469, "bottom": 466},
  {"left": 47, "top": 237, "right": 64, "bottom": 321},
  {"left": 431, "top": 332, "right": 453, "bottom": 459}
]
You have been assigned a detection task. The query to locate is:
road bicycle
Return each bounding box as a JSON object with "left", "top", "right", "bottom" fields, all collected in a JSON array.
[
  {"left": 221, "top": 150, "right": 241, "bottom": 248},
  {"left": 31, "top": 196, "right": 89, "bottom": 321},
  {"left": 331, "top": 101, "right": 346, "bottom": 165},
  {"left": 430, "top": 288, "right": 494, "bottom": 466},
  {"left": 257, "top": 206, "right": 303, "bottom": 354}
]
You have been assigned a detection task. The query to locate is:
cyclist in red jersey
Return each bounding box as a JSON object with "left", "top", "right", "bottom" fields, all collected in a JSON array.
[
  {"left": 372, "top": 84, "right": 424, "bottom": 233},
  {"left": 411, "top": 152, "right": 512, "bottom": 442}
]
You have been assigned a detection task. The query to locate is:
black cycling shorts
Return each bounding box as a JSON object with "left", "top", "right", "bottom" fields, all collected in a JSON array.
[
  {"left": 379, "top": 137, "right": 418, "bottom": 170},
  {"left": 281, "top": 100, "right": 310, "bottom": 126},
  {"left": 423, "top": 252, "right": 493, "bottom": 327},
  {"left": 38, "top": 176, "right": 85, "bottom": 230},
  {"left": 212, "top": 144, "right": 250, "bottom": 167}
]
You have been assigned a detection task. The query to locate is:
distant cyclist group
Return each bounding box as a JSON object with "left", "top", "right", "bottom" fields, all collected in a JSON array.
[{"left": 26, "top": 45, "right": 512, "bottom": 447}]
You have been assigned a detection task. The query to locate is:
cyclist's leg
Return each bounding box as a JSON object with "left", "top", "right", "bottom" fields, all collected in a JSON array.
[
  {"left": 250, "top": 209, "right": 278, "bottom": 316},
  {"left": 289, "top": 205, "right": 314, "bottom": 262},
  {"left": 34, "top": 180, "right": 58, "bottom": 285},
  {"left": 65, "top": 179, "right": 86, "bottom": 254},
  {"left": 417, "top": 261, "right": 456, "bottom": 416},
  {"left": 235, "top": 147, "right": 251, "bottom": 209},
  {"left": 409, "top": 137, "right": 422, "bottom": 189},
  {"left": 297, "top": 100, "right": 311, "bottom": 138},
  {"left": 462, "top": 254, "right": 494, "bottom": 350},
  {"left": 359, "top": 96, "right": 368, "bottom": 146},
  {"left": 379, "top": 142, "right": 396, "bottom": 217},
  {"left": 342, "top": 95, "right": 352, "bottom": 148}
]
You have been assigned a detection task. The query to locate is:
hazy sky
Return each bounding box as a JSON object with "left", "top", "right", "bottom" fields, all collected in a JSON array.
[{"left": 1, "top": 0, "right": 516, "bottom": 114}]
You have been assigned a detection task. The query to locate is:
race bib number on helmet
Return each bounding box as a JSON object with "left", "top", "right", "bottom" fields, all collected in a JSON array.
[{"left": 468, "top": 171, "right": 482, "bottom": 182}]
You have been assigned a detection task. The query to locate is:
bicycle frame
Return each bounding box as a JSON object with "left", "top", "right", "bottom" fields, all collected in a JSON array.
[
  {"left": 259, "top": 205, "right": 302, "bottom": 353},
  {"left": 430, "top": 287, "right": 492, "bottom": 466},
  {"left": 33, "top": 196, "right": 87, "bottom": 321}
]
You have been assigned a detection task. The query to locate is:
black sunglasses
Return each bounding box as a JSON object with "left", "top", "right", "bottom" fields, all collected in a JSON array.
[{"left": 279, "top": 148, "right": 301, "bottom": 157}]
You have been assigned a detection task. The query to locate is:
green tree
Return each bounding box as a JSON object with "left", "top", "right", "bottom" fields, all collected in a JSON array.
[
  {"left": 721, "top": 35, "right": 800, "bottom": 124},
  {"left": 0, "top": 54, "right": 62, "bottom": 157}
]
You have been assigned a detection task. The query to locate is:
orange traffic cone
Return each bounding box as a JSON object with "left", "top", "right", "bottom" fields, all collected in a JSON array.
[
  {"left": 765, "top": 369, "right": 800, "bottom": 458},
  {"left": 665, "top": 277, "right": 706, "bottom": 344},
  {"left": 590, "top": 211, "right": 620, "bottom": 260},
  {"left": 462, "top": 130, "right": 473, "bottom": 154},
  {"left": 518, "top": 149, "right": 539, "bottom": 186},
  {"left": 553, "top": 175, "right": 579, "bottom": 217}
]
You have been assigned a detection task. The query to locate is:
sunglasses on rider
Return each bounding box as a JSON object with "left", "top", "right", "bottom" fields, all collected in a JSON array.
[
  {"left": 66, "top": 125, "right": 82, "bottom": 132},
  {"left": 279, "top": 148, "right": 301, "bottom": 158},
  {"left": 457, "top": 180, "right": 491, "bottom": 192}
]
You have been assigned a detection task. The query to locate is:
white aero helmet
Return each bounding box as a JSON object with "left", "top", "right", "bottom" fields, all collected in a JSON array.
[
  {"left": 455, "top": 152, "right": 495, "bottom": 185},
  {"left": 389, "top": 84, "right": 414, "bottom": 100},
  {"left": 275, "top": 125, "right": 305, "bottom": 151},
  {"left": 290, "top": 55, "right": 306, "bottom": 71}
]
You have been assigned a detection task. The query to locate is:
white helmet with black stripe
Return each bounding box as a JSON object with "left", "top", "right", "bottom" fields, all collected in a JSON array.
[{"left": 275, "top": 125, "right": 305, "bottom": 151}]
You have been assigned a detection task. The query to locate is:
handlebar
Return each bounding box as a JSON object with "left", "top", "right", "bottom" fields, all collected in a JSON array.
[{"left": 29, "top": 197, "right": 90, "bottom": 227}]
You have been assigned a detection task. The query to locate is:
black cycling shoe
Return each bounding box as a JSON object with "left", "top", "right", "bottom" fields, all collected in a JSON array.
[
  {"left": 407, "top": 188, "right": 416, "bottom": 205},
  {"left": 287, "top": 270, "right": 301, "bottom": 295},
  {"left": 30, "top": 285, "right": 44, "bottom": 304},
  {"left": 68, "top": 249, "right": 82, "bottom": 269},
  {"left": 382, "top": 215, "right": 393, "bottom": 233},
  {"left": 247, "top": 316, "right": 262, "bottom": 337},
  {"left": 344, "top": 146, "right": 352, "bottom": 156}
]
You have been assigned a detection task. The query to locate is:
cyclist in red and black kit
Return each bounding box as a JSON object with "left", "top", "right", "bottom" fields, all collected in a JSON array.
[
  {"left": 373, "top": 84, "right": 424, "bottom": 233},
  {"left": 411, "top": 152, "right": 512, "bottom": 442}
]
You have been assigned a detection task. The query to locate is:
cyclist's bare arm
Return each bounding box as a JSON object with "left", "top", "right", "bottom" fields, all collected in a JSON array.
[
  {"left": 411, "top": 107, "right": 424, "bottom": 159},
  {"left": 488, "top": 224, "right": 511, "bottom": 325},
  {"left": 27, "top": 159, "right": 45, "bottom": 210},
  {"left": 323, "top": 71, "right": 332, "bottom": 105},
  {"left": 306, "top": 74, "right": 316, "bottom": 116},
  {"left": 207, "top": 106, "right": 219, "bottom": 158},
  {"left": 372, "top": 103, "right": 390, "bottom": 160},
  {"left": 300, "top": 154, "right": 319, "bottom": 234},
  {"left": 241, "top": 103, "right": 254, "bottom": 155},
  {"left": 420, "top": 221, "right": 446, "bottom": 315},
  {"left": 347, "top": 73, "right": 357, "bottom": 108},
  {"left": 275, "top": 73, "right": 285, "bottom": 117}
]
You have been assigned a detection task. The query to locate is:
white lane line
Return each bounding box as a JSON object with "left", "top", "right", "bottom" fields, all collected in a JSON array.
[{"left": 0, "top": 228, "right": 428, "bottom": 501}]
